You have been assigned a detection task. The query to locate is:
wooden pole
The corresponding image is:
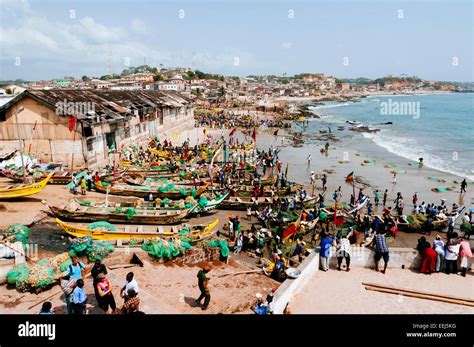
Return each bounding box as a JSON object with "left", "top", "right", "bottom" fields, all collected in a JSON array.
[
  {"left": 71, "top": 118, "right": 78, "bottom": 172},
  {"left": 363, "top": 282, "right": 474, "bottom": 307},
  {"left": 14, "top": 105, "right": 27, "bottom": 183}
]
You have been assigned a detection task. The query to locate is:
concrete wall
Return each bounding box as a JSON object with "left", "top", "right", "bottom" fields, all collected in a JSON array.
[
  {"left": 327, "top": 246, "right": 422, "bottom": 270},
  {"left": 272, "top": 251, "right": 320, "bottom": 314}
]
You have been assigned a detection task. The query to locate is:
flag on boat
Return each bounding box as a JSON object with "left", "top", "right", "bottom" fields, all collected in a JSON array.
[
  {"left": 273, "top": 129, "right": 279, "bottom": 136},
  {"left": 345, "top": 171, "right": 354, "bottom": 185},
  {"left": 68, "top": 116, "right": 77, "bottom": 132},
  {"left": 229, "top": 128, "right": 236, "bottom": 136},
  {"left": 251, "top": 127, "right": 256, "bottom": 142}
]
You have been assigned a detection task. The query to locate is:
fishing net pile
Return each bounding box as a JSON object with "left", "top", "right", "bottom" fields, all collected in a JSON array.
[
  {"left": 111, "top": 207, "right": 137, "bottom": 220},
  {"left": 153, "top": 197, "right": 195, "bottom": 210},
  {"left": 2, "top": 224, "right": 30, "bottom": 245},
  {"left": 6, "top": 252, "right": 72, "bottom": 292},
  {"left": 69, "top": 234, "right": 115, "bottom": 261},
  {"left": 208, "top": 239, "right": 230, "bottom": 258},
  {"left": 157, "top": 183, "right": 196, "bottom": 197},
  {"left": 141, "top": 236, "right": 192, "bottom": 260}
]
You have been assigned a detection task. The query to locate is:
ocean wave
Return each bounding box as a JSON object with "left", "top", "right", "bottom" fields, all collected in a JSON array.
[
  {"left": 309, "top": 102, "right": 351, "bottom": 110},
  {"left": 369, "top": 134, "right": 474, "bottom": 180}
]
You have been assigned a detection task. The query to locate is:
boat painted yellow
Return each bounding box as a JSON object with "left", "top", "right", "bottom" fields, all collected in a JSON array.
[
  {"left": 0, "top": 173, "right": 53, "bottom": 199},
  {"left": 55, "top": 218, "right": 219, "bottom": 241}
]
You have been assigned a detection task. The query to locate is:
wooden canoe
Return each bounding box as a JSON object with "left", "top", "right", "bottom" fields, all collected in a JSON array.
[
  {"left": 218, "top": 196, "right": 275, "bottom": 210},
  {"left": 47, "top": 201, "right": 197, "bottom": 225},
  {"left": 191, "top": 193, "right": 229, "bottom": 214},
  {"left": 0, "top": 173, "right": 52, "bottom": 199},
  {"left": 2, "top": 170, "right": 117, "bottom": 185},
  {"left": 2, "top": 170, "right": 71, "bottom": 184},
  {"left": 55, "top": 218, "right": 219, "bottom": 242},
  {"left": 95, "top": 181, "right": 209, "bottom": 199}
]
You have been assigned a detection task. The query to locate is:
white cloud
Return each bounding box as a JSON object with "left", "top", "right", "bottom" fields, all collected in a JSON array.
[
  {"left": 0, "top": 0, "right": 256, "bottom": 79},
  {"left": 130, "top": 18, "right": 147, "bottom": 35}
]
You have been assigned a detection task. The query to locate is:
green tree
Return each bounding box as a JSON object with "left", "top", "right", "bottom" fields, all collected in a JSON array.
[{"left": 154, "top": 74, "right": 162, "bottom": 82}]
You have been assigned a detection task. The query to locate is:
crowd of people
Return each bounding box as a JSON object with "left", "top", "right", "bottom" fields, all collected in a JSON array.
[{"left": 41, "top": 256, "right": 144, "bottom": 315}]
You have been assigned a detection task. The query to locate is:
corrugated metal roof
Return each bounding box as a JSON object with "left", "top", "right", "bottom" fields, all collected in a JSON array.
[{"left": 0, "top": 89, "right": 192, "bottom": 125}]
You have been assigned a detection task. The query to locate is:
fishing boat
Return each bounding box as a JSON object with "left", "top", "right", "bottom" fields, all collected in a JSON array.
[
  {"left": 0, "top": 173, "right": 53, "bottom": 199},
  {"left": 218, "top": 196, "right": 274, "bottom": 210},
  {"left": 2, "top": 170, "right": 117, "bottom": 185},
  {"left": 65, "top": 192, "right": 229, "bottom": 215},
  {"left": 432, "top": 206, "right": 466, "bottom": 229},
  {"left": 123, "top": 175, "right": 204, "bottom": 187},
  {"left": 45, "top": 200, "right": 197, "bottom": 225},
  {"left": 191, "top": 192, "right": 229, "bottom": 214},
  {"left": 55, "top": 218, "right": 219, "bottom": 243},
  {"left": 95, "top": 181, "right": 209, "bottom": 199},
  {"left": 212, "top": 184, "right": 298, "bottom": 198}
]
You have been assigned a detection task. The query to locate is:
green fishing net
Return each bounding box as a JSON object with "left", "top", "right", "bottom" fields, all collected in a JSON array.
[
  {"left": 88, "top": 241, "right": 115, "bottom": 261},
  {"left": 198, "top": 197, "right": 208, "bottom": 207},
  {"left": 87, "top": 221, "right": 117, "bottom": 232},
  {"left": 124, "top": 208, "right": 137, "bottom": 220},
  {"left": 209, "top": 239, "right": 230, "bottom": 257},
  {"left": 3, "top": 224, "right": 30, "bottom": 244},
  {"left": 6, "top": 264, "right": 29, "bottom": 285}
]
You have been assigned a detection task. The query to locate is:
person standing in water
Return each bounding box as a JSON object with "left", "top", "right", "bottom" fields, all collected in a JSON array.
[
  {"left": 392, "top": 173, "right": 397, "bottom": 186},
  {"left": 307, "top": 154, "right": 312, "bottom": 167},
  {"left": 383, "top": 189, "right": 388, "bottom": 206},
  {"left": 461, "top": 179, "right": 467, "bottom": 194}
]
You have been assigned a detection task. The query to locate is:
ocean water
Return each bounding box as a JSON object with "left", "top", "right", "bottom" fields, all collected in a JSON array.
[{"left": 308, "top": 93, "right": 474, "bottom": 180}]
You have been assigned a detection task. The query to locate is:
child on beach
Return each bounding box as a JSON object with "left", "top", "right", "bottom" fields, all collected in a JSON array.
[{"left": 80, "top": 178, "right": 87, "bottom": 195}]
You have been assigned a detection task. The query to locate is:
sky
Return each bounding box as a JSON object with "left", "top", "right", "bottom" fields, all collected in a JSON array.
[{"left": 0, "top": 0, "right": 473, "bottom": 81}]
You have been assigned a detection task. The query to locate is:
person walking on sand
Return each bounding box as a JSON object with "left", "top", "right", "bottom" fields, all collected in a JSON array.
[
  {"left": 310, "top": 171, "right": 316, "bottom": 185},
  {"left": 80, "top": 177, "right": 87, "bottom": 195},
  {"left": 412, "top": 193, "right": 418, "bottom": 207},
  {"left": 461, "top": 179, "right": 467, "bottom": 193},
  {"left": 307, "top": 154, "right": 312, "bottom": 167},
  {"left": 383, "top": 189, "right": 388, "bottom": 206},
  {"left": 392, "top": 172, "right": 397, "bottom": 186},
  {"left": 374, "top": 190, "right": 380, "bottom": 206},
  {"left": 195, "top": 265, "right": 211, "bottom": 310},
  {"left": 321, "top": 174, "right": 327, "bottom": 190}
]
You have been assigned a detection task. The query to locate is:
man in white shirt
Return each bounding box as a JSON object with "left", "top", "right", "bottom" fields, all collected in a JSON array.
[
  {"left": 120, "top": 272, "right": 139, "bottom": 301},
  {"left": 462, "top": 213, "right": 470, "bottom": 224}
]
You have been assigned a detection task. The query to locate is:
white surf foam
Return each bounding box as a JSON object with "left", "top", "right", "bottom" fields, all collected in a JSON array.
[{"left": 368, "top": 133, "right": 474, "bottom": 180}]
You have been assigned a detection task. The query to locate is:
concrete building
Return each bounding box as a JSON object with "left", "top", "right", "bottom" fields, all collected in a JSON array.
[
  {"left": 158, "top": 82, "right": 178, "bottom": 91},
  {"left": 0, "top": 89, "right": 194, "bottom": 169}
]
